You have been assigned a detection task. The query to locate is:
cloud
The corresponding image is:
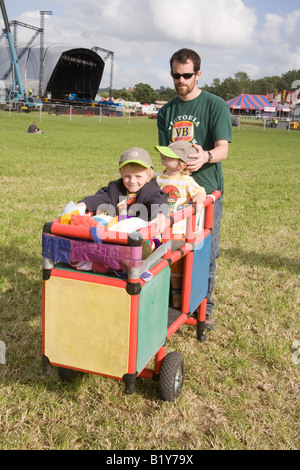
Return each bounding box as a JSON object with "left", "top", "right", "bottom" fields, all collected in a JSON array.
[
  {"left": 150, "top": 0, "right": 257, "bottom": 48},
  {"left": 1, "top": 0, "right": 300, "bottom": 89},
  {"left": 259, "top": 13, "right": 285, "bottom": 45},
  {"left": 286, "top": 10, "right": 300, "bottom": 34},
  {"left": 60, "top": 0, "right": 258, "bottom": 87}
]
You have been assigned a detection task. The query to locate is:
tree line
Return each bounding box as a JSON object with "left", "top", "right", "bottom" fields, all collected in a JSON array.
[{"left": 101, "top": 69, "right": 300, "bottom": 104}]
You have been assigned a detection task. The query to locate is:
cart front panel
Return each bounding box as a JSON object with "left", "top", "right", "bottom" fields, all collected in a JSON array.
[{"left": 43, "top": 274, "right": 131, "bottom": 378}]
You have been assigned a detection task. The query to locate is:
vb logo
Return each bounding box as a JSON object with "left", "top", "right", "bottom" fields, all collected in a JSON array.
[{"left": 172, "top": 121, "right": 194, "bottom": 141}]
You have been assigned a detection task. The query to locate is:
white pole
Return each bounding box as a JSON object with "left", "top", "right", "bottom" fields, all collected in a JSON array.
[
  {"left": 70, "top": 106, "right": 72, "bottom": 122},
  {"left": 0, "top": 340, "right": 6, "bottom": 365},
  {"left": 99, "top": 105, "right": 101, "bottom": 123}
]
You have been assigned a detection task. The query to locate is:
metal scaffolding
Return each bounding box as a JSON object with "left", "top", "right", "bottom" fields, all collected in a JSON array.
[{"left": 91, "top": 46, "right": 114, "bottom": 96}]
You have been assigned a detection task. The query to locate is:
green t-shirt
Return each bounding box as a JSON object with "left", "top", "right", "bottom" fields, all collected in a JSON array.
[{"left": 157, "top": 90, "right": 232, "bottom": 194}]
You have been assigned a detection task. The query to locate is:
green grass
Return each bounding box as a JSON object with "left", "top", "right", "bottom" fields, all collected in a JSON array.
[{"left": 0, "top": 111, "right": 299, "bottom": 450}]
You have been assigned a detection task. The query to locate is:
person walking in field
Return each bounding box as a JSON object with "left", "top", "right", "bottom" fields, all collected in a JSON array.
[{"left": 157, "top": 48, "right": 232, "bottom": 330}]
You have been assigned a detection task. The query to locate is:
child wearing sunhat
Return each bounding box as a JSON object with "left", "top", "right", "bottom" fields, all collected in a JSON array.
[{"left": 154, "top": 140, "right": 206, "bottom": 308}]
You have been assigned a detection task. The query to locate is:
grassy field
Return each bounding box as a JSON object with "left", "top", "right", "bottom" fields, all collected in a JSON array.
[{"left": 0, "top": 111, "right": 299, "bottom": 450}]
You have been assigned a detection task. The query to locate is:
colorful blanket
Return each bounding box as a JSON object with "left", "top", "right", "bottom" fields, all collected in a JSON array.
[{"left": 42, "top": 233, "right": 143, "bottom": 271}]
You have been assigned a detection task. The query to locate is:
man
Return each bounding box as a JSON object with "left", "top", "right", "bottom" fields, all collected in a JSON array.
[
  {"left": 27, "top": 121, "right": 43, "bottom": 134},
  {"left": 157, "top": 48, "right": 232, "bottom": 330}
]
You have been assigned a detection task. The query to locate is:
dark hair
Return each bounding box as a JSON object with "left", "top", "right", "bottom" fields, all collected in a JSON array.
[{"left": 170, "top": 48, "right": 201, "bottom": 73}]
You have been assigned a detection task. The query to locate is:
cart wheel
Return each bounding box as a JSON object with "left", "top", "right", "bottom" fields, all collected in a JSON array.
[
  {"left": 57, "top": 366, "right": 81, "bottom": 381},
  {"left": 158, "top": 352, "right": 184, "bottom": 401}
]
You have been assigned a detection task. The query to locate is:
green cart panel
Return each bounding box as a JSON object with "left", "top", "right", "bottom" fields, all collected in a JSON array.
[{"left": 136, "top": 266, "right": 170, "bottom": 373}]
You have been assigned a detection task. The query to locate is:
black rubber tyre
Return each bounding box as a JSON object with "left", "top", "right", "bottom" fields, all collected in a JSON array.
[
  {"left": 158, "top": 352, "right": 185, "bottom": 401},
  {"left": 57, "top": 366, "right": 81, "bottom": 381}
]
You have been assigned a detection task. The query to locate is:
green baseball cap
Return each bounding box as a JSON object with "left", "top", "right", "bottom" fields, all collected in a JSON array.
[
  {"left": 154, "top": 140, "right": 197, "bottom": 163},
  {"left": 119, "top": 147, "right": 153, "bottom": 169}
]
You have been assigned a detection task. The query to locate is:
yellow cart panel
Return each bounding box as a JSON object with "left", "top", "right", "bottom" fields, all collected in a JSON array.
[{"left": 44, "top": 275, "right": 131, "bottom": 378}]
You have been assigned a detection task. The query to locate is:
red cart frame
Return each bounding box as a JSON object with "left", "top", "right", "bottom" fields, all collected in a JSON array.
[{"left": 42, "top": 191, "right": 220, "bottom": 401}]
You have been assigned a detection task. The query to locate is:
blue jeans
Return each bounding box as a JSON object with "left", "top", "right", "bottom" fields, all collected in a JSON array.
[{"left": 206, "top": 196, "right": 223, "bottom": 317}]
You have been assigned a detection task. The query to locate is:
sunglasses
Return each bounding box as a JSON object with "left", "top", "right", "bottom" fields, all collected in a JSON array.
[{"left": 171, "top": 72, "right": 196, "bottom": 80}]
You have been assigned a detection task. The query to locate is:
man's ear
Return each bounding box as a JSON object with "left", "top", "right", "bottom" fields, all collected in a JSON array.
[{"left": 195, "top": 70, "right": 202, "bottom": 81}]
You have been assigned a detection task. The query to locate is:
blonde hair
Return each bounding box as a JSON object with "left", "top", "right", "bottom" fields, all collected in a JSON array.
[
  {"left": 120, "top": 163, "right": 155, "bottom": 180},
  {"left": 179, "top": 161, "right": 191, "bottom": 175}
]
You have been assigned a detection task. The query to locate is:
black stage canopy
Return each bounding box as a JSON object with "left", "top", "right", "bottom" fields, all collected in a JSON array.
[{"left": 46, "top": 48, "right": 104, "bottom": 100}]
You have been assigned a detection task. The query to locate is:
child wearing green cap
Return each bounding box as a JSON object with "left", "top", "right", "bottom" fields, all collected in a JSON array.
[{"left": 76, "top": 147, "right": 168, "bottom": 234}]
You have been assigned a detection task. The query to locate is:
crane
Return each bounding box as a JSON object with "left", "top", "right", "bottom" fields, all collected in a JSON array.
[{"left": 0, "top": 0, "right": 42, "bottom": 111}]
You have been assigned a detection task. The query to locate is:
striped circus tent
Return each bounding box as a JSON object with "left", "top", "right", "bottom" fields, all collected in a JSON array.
[
  {"left": 227, "top": 93, "right": 276, "bottom": 111},
  {"left": 101, "top": 96, "right": 115, "bottom": 105},
  {"left": 271, "top": 100, "right": 290, "bottom": 113},
  {"left": 114, "top": 98, "right": 125, "bottom": 104}
]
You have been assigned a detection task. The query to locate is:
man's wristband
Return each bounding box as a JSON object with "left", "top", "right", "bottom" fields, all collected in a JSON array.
[{"left": 207, "top": 151, "right": 213, "bottom": 163}]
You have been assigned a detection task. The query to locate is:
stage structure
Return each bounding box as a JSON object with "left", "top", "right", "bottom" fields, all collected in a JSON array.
[
  {"left": 0, "top": 21, "right": 114, "bottom": 102},
  {"left": 0, "top": 44, "right": 107, "bottom": 101},
  {"left": 45, "top": 47, "right": 105, "bottom": 101},
  {"left": 0, "top": 20, "right": 42, "bottom": 80},
  {"left": 39, "top": 11, "right": 53, "bottom": 97},
  {"left": 0, "top": 10, "right": 51, "bottom": 97},
  {"left": 91, "top": 46, "right": 114, "bottom": 97}
]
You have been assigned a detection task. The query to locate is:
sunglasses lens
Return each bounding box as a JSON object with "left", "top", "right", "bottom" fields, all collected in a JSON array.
[{"left": 172, "top": 73, "right": 194, "bottom": 79}]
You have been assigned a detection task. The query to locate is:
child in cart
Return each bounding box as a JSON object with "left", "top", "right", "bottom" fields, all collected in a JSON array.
[
  {"left": 77, "top": 147, "right": 168, "bottom": 228},
  {"left": 67, "top": 147, "right": 169, "bottom": 272},
  {"left": 154, "top": 141, "right": 206, "bottom": 308}
]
